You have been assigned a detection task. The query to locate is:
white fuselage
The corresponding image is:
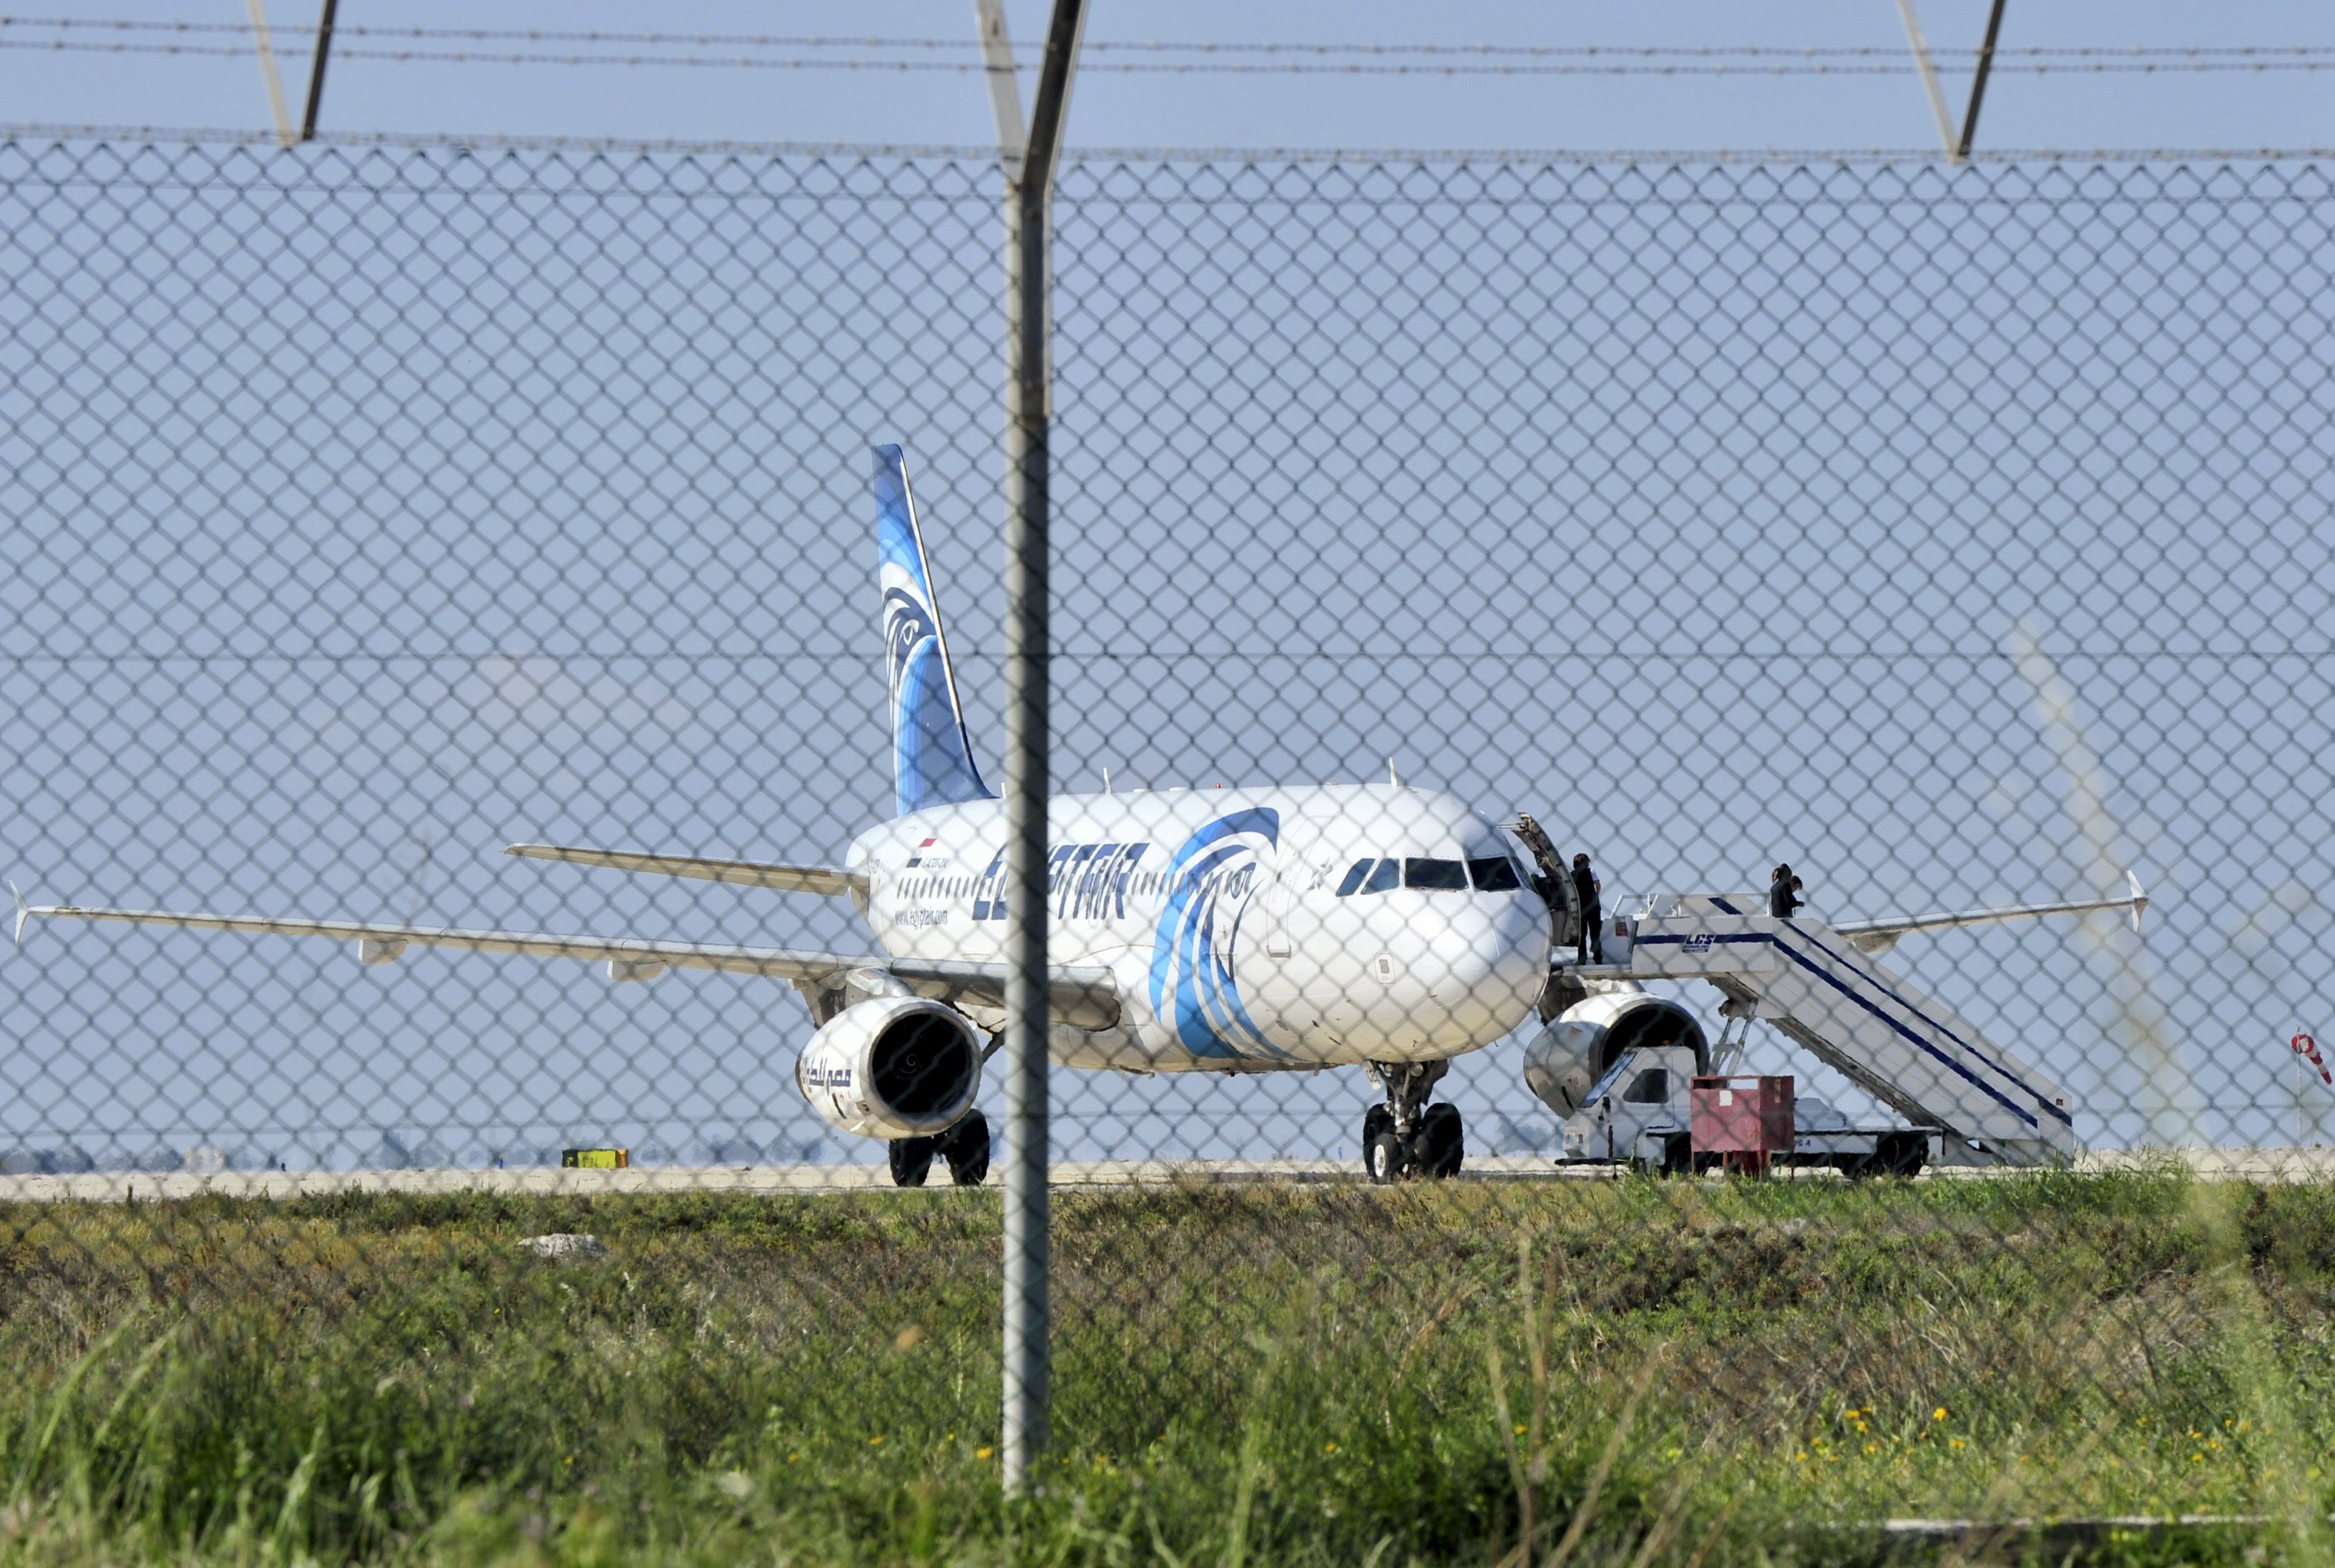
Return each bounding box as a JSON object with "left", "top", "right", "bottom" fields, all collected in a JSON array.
[{"left": 846, "top": 783, "right": 1550, "bottom": 1073}]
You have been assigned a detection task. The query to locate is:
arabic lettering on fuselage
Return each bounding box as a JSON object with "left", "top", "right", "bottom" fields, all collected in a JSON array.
[{"left": 899, "top": 841, "right": 1175, "bottom": 923}]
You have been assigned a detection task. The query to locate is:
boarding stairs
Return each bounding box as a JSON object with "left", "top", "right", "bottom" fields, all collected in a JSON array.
[{"left": 1590, "top": 893, "right": 2078, "bottom": 1167}]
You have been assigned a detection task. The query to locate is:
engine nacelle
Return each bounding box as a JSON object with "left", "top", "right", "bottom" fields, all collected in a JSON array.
[
  {"left": 1521, "top": 991, "right": 1710, "bottom": 1115},
  {"left": 794, "top": 995, "right": 982, "bottom": 1140}
]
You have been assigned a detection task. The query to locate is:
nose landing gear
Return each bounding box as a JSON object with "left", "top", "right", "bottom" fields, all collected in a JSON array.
[{"left": 1361, "top": 1060, "right": 1463, "bottom": 1183}]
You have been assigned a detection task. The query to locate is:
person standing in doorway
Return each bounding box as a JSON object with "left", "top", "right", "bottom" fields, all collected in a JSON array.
[
  {"left": 1771, "top": 863, "right": 1803, "bottom": 919},
  {"left": 1572, "top": 853, "right": 1604, "bottom": 964}
]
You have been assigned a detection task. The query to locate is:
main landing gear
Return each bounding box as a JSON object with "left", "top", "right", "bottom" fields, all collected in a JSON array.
[
  {"left": 1361, "top": 1060, "right": 1463, "bottom": 1184},
  {"left": 888, "top": 1109, "right": 992, "bottom": 1188}
]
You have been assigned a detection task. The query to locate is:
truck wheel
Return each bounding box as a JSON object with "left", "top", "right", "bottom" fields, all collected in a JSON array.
[
  {"left": 1884, "top": 1132, "right": 1927, "bottom": 1177},
  {"left": 1662, "top": 1134, "right": 1692, "bottom": 1177}
]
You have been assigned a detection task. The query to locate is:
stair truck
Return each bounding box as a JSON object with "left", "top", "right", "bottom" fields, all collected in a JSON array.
[{"left": 1553, "top": 1044, "right": 1932, "bottom": 1176}]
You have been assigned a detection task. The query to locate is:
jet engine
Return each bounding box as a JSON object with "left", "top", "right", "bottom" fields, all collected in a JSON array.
[
  {"left": 1521, "top": 991, "right": 1710, "bottom": 1115},
  {"left": 795, "top": 994, "right": 982, "bottom": 1140}
]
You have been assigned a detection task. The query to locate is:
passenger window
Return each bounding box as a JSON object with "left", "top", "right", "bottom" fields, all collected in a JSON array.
[
  {"left": 1405, "top": 858, "right": 1467, "bottom": 891},
  {"left": 1622, "top": 1068, "right": 1668, "bottom": 1104},
  {"left": 1361, "top": 859, "right": 1400, "bottom": 895},
  {"left": 1334, "top": 860, "right": 1372, "bottom": 897},
  {"left": 1468, "top": 855, "right": 1523, "bottom": 892}
]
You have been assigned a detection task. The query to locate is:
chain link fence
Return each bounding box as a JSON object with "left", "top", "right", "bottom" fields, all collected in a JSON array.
[{"left": 3, "top": 138, "right": 2333, "bottom": 1559}]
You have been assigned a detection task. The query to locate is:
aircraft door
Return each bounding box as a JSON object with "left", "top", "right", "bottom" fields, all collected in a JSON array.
[
  {"left": 1253, "top": 815, "right": 1321, "bottom": 964},
  {"left": 1261, "top": 860, "right": 1296, "bottom": 959},
  {"left": 1245, "top": 821, "right": 1326, "bottom": 1046},
  {"left": 1210, "top": 848, "right": 1276, "bottom": 967}
]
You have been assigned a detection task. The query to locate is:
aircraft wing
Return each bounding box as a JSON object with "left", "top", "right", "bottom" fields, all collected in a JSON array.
[
  {"left": 1831, "top": 871, "right": 2148, "bottom": 955},
  {"left": 12, "top": 898, "right": 1118, "bottom": 1027},
  {"left": 504, "top": 843, "right": 865, "bottom": 898}
]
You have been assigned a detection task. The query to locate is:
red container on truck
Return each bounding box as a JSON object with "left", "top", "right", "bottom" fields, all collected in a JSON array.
[{"left": 1691, "top": 1075, "right": 1794, "bottom": 1175}]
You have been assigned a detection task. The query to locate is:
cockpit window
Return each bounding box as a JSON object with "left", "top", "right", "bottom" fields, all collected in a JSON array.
[
  {"left": 1405, "top": 858, "right": 1468, "bottom": 891},
  {"left": 1468, "top": 855, "right": 1523, "bottom": 892},
  {"left": 1333, "top": 860, "right": 1371, "bottom": 897},
  {"left": 1361, "top": 858, "right": 1400, "bottom": 894}
]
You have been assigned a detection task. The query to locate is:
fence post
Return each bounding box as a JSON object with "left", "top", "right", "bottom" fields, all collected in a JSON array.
[{"left": 997, "top": 0, "right": 1086, "bottom": 1496}]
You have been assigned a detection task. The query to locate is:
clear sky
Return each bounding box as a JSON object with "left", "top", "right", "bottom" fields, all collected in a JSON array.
[
  {"left": 6, "top": 0, "right": 2332, "bottom": 156},
  {"left": 4, "top": 5, "right": 2332, "bottom": 1172}
]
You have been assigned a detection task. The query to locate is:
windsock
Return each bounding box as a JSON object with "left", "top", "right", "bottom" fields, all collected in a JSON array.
[{"left": 2292, "top": 1032, "right": 2330, "bottom": 1086}]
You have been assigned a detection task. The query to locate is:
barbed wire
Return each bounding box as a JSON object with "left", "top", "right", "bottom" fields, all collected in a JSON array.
[
  {"left": 6, "top": 17, "right": 2334, "bottom": 62},
  {"left": 7, "top": 34, "right": 2335, "bottom": 76},
  {"left": 3, "top": 19, "right": 2334, "bottom": 75},
  {"left": 8, "top": 123, "right": 2334, "bottom": 164}
]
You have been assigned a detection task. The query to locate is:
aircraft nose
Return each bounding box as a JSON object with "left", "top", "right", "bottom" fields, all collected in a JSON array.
[
  {"left": 1489, "top": 893, "right": 1551, "bottom": 1009},
  {"left": 1431, "top": 893, "right": 1549, "bottom": 1036}
]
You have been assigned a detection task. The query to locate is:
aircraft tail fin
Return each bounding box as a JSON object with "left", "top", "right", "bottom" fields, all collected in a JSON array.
[{"left": 876, "top": 445, "right": 992, "bottom": 817}]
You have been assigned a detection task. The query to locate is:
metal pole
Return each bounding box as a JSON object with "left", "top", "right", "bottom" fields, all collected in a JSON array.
[
  {"left": 999, "top": 0, "right": 1086, "bottom": 1496},
  {"left": 974, "top": 0, "right": 1026, "bottom": 185},
  {"left": 1954, "top": 0, "right": 2010, "bottom": 162},
  {"left": 1890, "top": 0, "right": 1959, "bottom": 160},
  {"left": 243, "top": 0, "right": 298, "bottom": 149},
  {"left": 299, "top": 0, "right": 341, "bottom": 143}
]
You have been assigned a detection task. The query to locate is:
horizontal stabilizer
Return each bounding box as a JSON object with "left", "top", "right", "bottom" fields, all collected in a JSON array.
[
  {"left": 16, "top": 901, "right": 1117, "bottom": 1027},
  {"left": 505, "top": 843, "right": 864, "bottom": 898},
  {"left": 1834, "top": 870, "right": 2149, "bottom": 955}
]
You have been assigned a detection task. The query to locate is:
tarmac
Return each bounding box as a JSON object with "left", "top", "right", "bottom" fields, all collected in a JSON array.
[{"left": 3, "top": 1147, "right": 2332, "bottom": 1203}]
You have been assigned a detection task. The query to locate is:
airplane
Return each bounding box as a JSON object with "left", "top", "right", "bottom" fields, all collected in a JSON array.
[{"left": 12, "top": 446, "right": 2150, "bottom": 1186}]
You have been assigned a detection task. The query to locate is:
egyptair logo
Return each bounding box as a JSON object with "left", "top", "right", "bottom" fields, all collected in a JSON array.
[
  {"left": 882, "top": 584, "right": 939, "bottom": 695},
  {"left": 1148, "top": 808, "right": 1281, "bottom": 1060}
]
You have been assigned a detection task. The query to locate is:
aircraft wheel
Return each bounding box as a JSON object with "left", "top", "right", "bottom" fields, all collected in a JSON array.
[
  {"left": 888, "top": 1135, "right": 936, "bottom": 1187},
  {"left": 1366, "top": 1131, "right": 1406, "bottom": 1185},
  {"left": 1361, "top": 1104, "right": 1393, "bottom": 1177},
  {"left": 939, "top": 1110, "right": 991, "bottom": 1187},
  {"left": 1417, "top": 1104, "right": 1464, "bottom": 1179}
]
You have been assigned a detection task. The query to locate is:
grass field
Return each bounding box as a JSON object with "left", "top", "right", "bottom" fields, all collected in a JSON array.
[{"left": 1, "top": 1165, "right": 2332, "bottom": 1566}]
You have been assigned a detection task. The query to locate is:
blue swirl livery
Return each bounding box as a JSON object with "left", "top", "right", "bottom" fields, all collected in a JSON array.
[
  {"left": 875, "top": 444, "right": 992, "bottom": 818},
  {"left": 1148, "top": 808, "right": 1281, "bottom": 1060}
]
